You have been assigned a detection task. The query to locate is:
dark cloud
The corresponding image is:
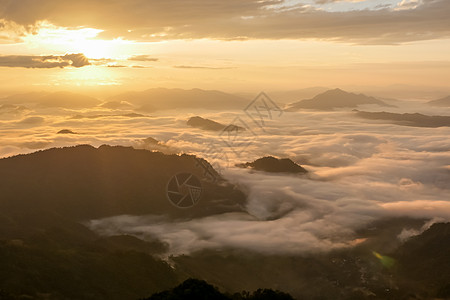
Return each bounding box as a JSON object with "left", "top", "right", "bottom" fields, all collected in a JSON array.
[
  {"left": 128, "top": 55, "right": 158, "bottom": 62},
  {"left": 62, "top": 53, "right": 90, "bottom": 67},
  {"left": 0, "top": 19, "right": 28, "bottom": 43},
  {"left": 0, "top": 53, "right": 90, "bottom": 68},
  {"left": 0, "top": 0, "right": 449, "bottom": 44},
  {"left": 90, "top": 58, "right": 114, "bottom": 65}
]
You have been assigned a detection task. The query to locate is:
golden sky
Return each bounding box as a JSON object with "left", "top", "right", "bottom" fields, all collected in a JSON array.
[{"left": 0, "top": 0, "right": 449, "bottom": 94}]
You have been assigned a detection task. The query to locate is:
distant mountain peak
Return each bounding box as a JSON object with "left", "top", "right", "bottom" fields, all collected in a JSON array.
[
  {"left": 428, "top": 95, "right": 450, "bottom": 107},
  {"left": 57, "top": 129, "right": 77, "bottom": 134},
  {"left": 0, "top": 91, "right": 100, "bottom": 108},
  {"left": 286, "top": 88, "right": 392, "bottom": 111},
  {"left": 187, "top": 116, "right": 245, "bottom": 132},
  {"left": 354, "top": 110, "right": 450, "bottom": 128},
  {"left": 237, "top": 156, "right": 307, "bottom": 174}
]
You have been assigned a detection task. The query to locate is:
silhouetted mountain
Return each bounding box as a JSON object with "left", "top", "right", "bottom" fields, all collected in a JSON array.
[
  {"left": 0, "top": 91, "right": 47, "bottom": 104},
  {"left": 188, "top": 116, "right": 226, "bottom": 131},
  {"left": 236, "top": 156, "right": 307, "bottom": 174},
  {"left": 0, "top": 145, "right": 245, "bottom": 221},
  {"left": 0, "top": 145, "right": 246, "bottom": 299},
  {"left": 428, "top": 95, "right": 450, "bottom": 107},
  {"left": 143, "top": 279, "right": 295, "bottom": 300},
  {"left": 144, "top": 279, "right": 230, "bottom": 300},
  {"left": 0, "top": 235, "right": 177, "bottom": 300},
  {"left": 286, "top": 88, "right": 391, "bottom": 111},
  {"left": 107, "top": 88, "right": 248, "bottom": 112},
  {"left": 268, "top": 87, "right": 329, "bottom": 104},
  {"left": 0, "top": 104, "right": 29, "bottom": 116},
  {"left": 57, "top": 129, "right": 77, "bottom": 134},
  {"left": 71, "top": 112, "right": 147, "bottom": 119},
  {"left": 0, "top": 91, "right": 100, "bottom": 108},
  {"left": 100, "top": 100, "right": 134, "bottom": 110},
  {"left": 187, "top": 116, "right": 245, "bottom": 132},
  {"left": 354, "top": 109, "right": 450, "bottom": 127},
  {"left": 171, "top": 221, "right": 450, "bottom": 300},
  {"left": 0, "top": 147, "right": 448, "bottom": 300},
  {"left": 395, "top": 222, "right": 450, "bottom": 297}
]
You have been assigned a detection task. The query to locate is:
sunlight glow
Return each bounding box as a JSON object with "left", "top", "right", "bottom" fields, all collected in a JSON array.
[
  {"left": 24, "top": 22, "right": 130, "bottom": 59},
  {"left": 63, "top": 66, "right": 121, "bottom": 86}
]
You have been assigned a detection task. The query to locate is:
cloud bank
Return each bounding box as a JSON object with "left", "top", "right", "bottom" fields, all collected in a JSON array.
[
  {"left": 1, "top": 91, "right": 450, "bottom": 256},
  {"left": 128, "top": 55, "right": 159, "bottom": 62},
  {"left": 0, "top": 53, "right": 90, "bottom": 68},
  {"left": 1, "top": 0, "right": 449, "bottom": 44}
]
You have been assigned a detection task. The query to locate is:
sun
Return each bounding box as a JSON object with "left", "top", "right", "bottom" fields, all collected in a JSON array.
[
  {"left": 75, "top": 38, "right": 115, "bottom": 59},
  {"left": 24, "top": 22, "right": 126, "bottom": 59}
]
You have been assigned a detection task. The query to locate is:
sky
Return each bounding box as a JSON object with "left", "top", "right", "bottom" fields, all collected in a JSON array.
[{"left": 1, "top": 0, "right": 450, "bottom": 95}]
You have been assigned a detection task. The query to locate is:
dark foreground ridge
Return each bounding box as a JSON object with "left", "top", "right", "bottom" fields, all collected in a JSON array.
[
  {"left": 236, "top": 156, "right": 307, "bottom": 174},
  {"left": 0, "top": 144, "right": 246, "bottom": 220},
  {"left": 0, "top": 146, "right": 449, "bottom": 300},
  {"left": 0, "top": 217, "right": 448, "bottom": 299},
  {"left": 143, "top": 278, "right": 295, "bottom": 300}
]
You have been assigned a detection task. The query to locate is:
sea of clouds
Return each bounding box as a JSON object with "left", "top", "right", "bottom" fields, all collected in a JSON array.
[{"left": 1, "top": 95, "right": 450, "bottom": 256}]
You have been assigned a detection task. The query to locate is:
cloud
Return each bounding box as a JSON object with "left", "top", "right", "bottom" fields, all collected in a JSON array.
[
  {"left": 87, "top": 211, "right": 356, "bottom": 256},
  {"left": 20, "top": 141, "right": 52, "bottom": 149},
  {"left": 0, "top": 104, "right": 29, "bottom": 117},
  {"left": 0, "top": 53, "right": 90, "bottom": 68},
  {"left": 0, "top": 0, "right": 449, "bottom": 44},
  {"left": 397, "top": 217, "right": 445, "bottom": 241},
  {"left": 2, "top": 90, "right": 450, "bottom": 256},
  {"left": 315, "top": 0, "right": 366, "bottom": 3},
  {"left": 86, "top": 151, "right": 450, "bottom": 256},
  {"left": 17, "top": 116, "right": 45, "bottom": 125},
  {"left": 132, "top": 137, "right": 178, "bottom": 154},
  {"left": 62, "top": 53, "right": 90, "bottom": 67},
  {"left": 107, "top": 64, "right": 127, "bottom": 68},
  {"left": 382, "top": 200, "right": 450, "bottom": 219},
  {"left": 395, "top": 0, "right": 423, "bottom": 11},
  {"left": 0, "top": 19, "right": 28, "bottom": 43},
  {"left": 128, "top": 55, "right": 159, "bottom": 62},
  {"left": 173, "top": 65, "right": 234, "bottom": 70},
  {"left": 84, "top": 107, "right": 450, "bottom": 256}
]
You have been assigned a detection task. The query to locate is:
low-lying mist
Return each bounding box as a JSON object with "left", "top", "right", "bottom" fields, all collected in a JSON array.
[{"left": 1, "top": 92, "right": 450, "bottom": 256}]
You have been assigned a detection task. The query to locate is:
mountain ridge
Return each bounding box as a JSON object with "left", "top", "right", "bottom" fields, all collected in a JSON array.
[
  {"left": 286, "top": 88, "right": 392, "bottom": 111},
  {"left": 0, "top": 91, "right": 100, "bottom": 108},
  {"left": 354, "top": 109, "right": 450, "bottom": 127},
  {"left": 428, "top": 95, "right": 450, "bottom": 107},
  {"left": 107, "top": 88, "right": 248, "bottom": 112},
  {"left": 0, "top": 144, "right": 246, "bottom": 220}
]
